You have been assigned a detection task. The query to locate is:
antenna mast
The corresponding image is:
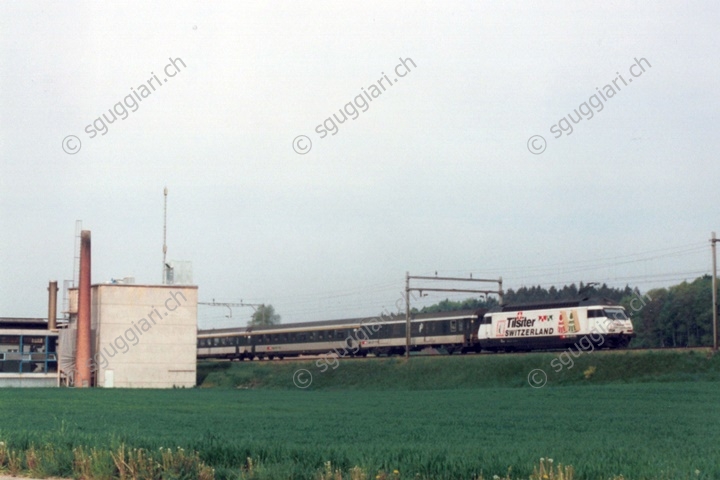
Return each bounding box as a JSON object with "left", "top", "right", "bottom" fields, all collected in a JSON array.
[
  {"left": 162, "top": 187, "right": 168, "bottom": 284},
  {"left": 72, "top": 220, "right": 82, "bottom": 287}
]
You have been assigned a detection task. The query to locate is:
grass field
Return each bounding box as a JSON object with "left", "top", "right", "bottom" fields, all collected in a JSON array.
[{"left": 1, "top": 350, "right": 719, "bottom": 479}]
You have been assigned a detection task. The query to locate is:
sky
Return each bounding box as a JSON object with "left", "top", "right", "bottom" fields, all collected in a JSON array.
[{"left": 1, "top": 1, "right": 718, "bottom": 329}]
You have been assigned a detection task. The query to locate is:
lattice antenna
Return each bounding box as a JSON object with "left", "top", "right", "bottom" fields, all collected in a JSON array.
[{"left": 72, "top": 220, "right": 82, "bottom": 286}]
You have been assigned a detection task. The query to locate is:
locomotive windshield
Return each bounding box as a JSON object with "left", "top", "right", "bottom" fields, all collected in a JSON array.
[{"left": 603, "top": 308, "right": 628, "bottom": 320}]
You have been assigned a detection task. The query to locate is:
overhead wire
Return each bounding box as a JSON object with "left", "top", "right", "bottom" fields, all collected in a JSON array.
[{"left": 199, "top": 240, "right": 712, "bottom": 328}]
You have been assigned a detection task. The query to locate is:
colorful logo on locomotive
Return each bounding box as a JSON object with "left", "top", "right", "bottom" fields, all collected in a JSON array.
[{"left": 557, "top": 310, "right": 581, "bottom": 335}]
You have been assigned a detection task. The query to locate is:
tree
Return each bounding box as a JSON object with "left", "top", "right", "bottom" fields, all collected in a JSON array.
[{"left": 249, "top": 304, "right": 281, "bottom": 327}]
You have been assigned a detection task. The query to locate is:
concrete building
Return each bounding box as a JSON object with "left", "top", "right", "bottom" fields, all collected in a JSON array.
[
  {"left": 0, "top": 317, "right": 58, "bottom": 387},
  {"left": 3, "top": 228, "right": 199, "bottom": 389},
  {"left": 88, "top": 284, "right": 198, "bottom": 388}
]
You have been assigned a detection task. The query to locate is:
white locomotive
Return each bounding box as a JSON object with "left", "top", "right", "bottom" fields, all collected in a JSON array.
[{"left": 477, "top": 299, "right": 634, "bottom": 351}]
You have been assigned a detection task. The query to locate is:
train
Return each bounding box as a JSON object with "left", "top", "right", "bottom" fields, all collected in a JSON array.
[{"left": 197, "top": 298, "right": 635, "bottom": 360}]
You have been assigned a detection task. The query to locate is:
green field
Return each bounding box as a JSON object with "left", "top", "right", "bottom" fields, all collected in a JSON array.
[{"left": 1, "top": 350, "right": 719, "bottom": 479}]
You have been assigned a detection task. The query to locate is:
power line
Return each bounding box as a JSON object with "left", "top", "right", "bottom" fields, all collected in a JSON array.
[{"left": 199, "top": 241, "right": 711, "bottom": 326}]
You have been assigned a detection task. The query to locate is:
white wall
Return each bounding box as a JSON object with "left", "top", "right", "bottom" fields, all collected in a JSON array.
[{"left": 91, "top": 284, "right": 197, "bottom": 388}]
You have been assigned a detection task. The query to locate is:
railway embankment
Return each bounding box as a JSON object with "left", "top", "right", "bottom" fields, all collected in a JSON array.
[{"left": 197, "top": 347, "right": 720, "bottom": 389}]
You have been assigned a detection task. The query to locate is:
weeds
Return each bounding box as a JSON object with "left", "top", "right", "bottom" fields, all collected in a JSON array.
[
  {"left": 530, "top": 458, "right": 573, "bottom": 480},
  {"left": 0, "top": 441, "right": 213, "bottom": 480},
  {"left": 583, "top": 366, "right": 597, "bottom": 380},
  {"left": 8, "top": 448, "right": 22, "bottom": 476}
]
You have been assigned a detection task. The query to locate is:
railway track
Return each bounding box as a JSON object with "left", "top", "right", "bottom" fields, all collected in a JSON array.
[{"left": 199, "top": 346, "right": 713, "bottom": 364}]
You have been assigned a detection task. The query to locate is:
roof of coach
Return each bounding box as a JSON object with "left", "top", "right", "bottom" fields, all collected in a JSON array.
[
  {"left": 198, "top": 308, "right": 485, "bottom": 336},
  {"left": 487, "top": 297, "right": 620, "bottom": 314}
]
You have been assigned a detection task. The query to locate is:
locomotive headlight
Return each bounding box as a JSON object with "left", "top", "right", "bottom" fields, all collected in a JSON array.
[{"left": 608, "top": 321, "right": 622, "bottom": 333}]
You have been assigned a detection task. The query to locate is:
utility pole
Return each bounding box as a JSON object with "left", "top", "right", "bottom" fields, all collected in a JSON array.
[
  {"left": 405, "top": 272, "right": 410, "bottom": 359},
  {"left": 712, "top": 232, "right": 718, "bottom": 352},
  {"left": 404, "top": 273, "right": 503, "bottom": 358}
]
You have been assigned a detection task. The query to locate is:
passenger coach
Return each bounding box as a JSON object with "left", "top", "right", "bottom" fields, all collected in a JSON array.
[{"left": 197, "top": 310, "right": 485, "bottom": 360}]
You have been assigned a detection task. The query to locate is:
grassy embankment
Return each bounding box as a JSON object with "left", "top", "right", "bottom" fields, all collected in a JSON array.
[{"left": 197, "top": 347, "right": 720, "bottom": 389}]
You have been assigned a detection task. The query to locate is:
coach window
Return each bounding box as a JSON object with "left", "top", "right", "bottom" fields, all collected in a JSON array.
[{"left": 450, "top": 320, "right": 457, "bottom": 333}]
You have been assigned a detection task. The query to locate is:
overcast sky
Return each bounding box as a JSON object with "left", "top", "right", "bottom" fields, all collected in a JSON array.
[{"left": 1, "top": 1, "right": 718, "bottom": 328}]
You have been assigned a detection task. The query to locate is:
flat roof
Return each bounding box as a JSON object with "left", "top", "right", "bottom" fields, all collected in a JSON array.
[
  {"left": 0, "top": 317, "right": 49, "bottom": 330},
  {"left": 0, "top": 318, "right": 67, "bottom": 331}
]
